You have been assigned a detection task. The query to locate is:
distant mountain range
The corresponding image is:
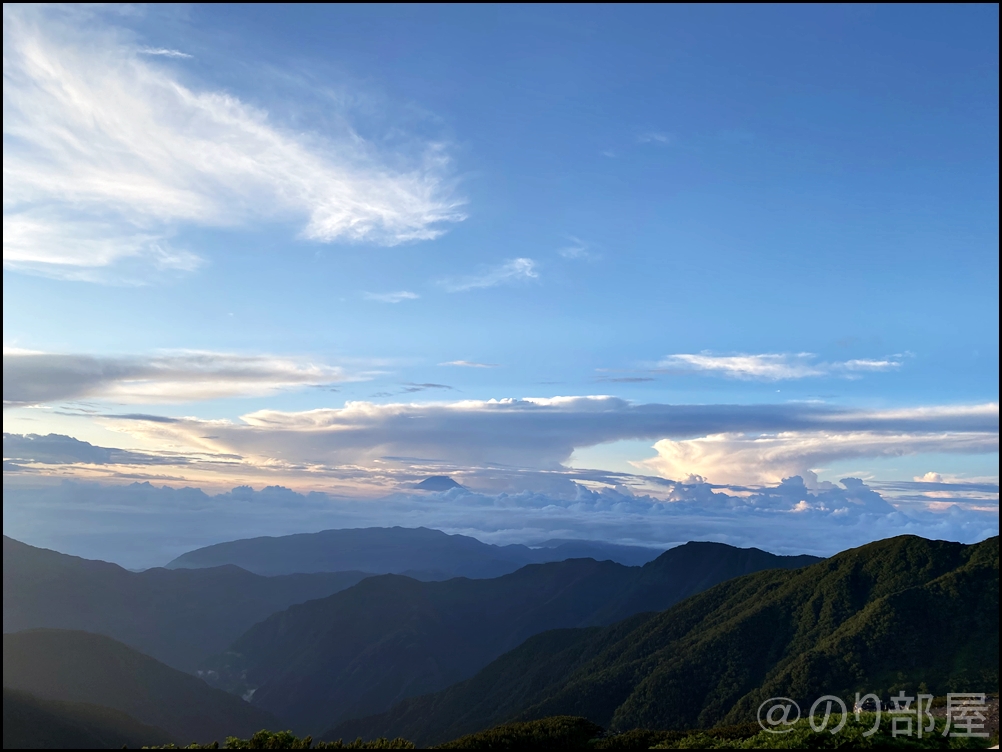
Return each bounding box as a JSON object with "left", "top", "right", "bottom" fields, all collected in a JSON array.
[
  {"left": 3, "top": 536, "right": 368, "bottom": 672},
  {"left": 329, "top": 535, "right": 1000, "bottom": 747},
  {"left": 209, "top": 541, "right": 818, "bottom": 732},
  {"left": 3, "top": 629, "right": 278, "bottom": 745},
  {"left": 165, "top": 525, "right": 664, "bottom": 578},
  {"left": 413, "top": 475, "right": 464, "bottom": 491}
]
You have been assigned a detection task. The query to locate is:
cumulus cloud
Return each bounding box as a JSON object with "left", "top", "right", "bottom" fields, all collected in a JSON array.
[
  {"left": 363, "top": 291, "right": 419, "bottom": 303},
  {"left": 635, "top": 430, "right": 1000, "bottom": 486},
  {"left": 439, "top": 360, "right": 499, "bottom": 368},
  {"left": 440, "top": 258, "right": 538, "bottom": 292},
  {"left": 3, "top": 350, "right": 354, "bottom": 405},
  {"left": 100, "top": 396, "right": 999, "bottom": 475},
  {"left": 658, "top": 352, "right": 902, "bottom": 380},
  {"left": 2, "top": 6, "right": 465, "bottom": 280}
]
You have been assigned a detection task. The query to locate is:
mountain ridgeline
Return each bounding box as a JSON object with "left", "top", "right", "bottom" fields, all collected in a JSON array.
[
  {"left": 165, "top": 525, "right": 663, "bottom": 578},
  {"left": 3, "top": 536, "right": 369, "bottom": 672},
  {"left": 328, "top": 535, "right": 1000, "bottom": 747},
  {"left": 206, "top": 542, "right": 819, "bottom": 731}
]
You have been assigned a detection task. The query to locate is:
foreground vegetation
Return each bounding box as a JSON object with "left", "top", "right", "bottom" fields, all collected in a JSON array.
[
  {"left": 144, "top": 714, "right": 997, "bottom": 749},
  {"left": 149, "top": 730, "right": 414, "bottom": 749}
]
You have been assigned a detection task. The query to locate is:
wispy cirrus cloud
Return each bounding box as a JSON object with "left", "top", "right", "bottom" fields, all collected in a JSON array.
[
  {"left": 137, "top": 47, "right": 192, "bottom": 58},
  {"left": 657, "top": 352, "right": 903, "bottom": 380},
  {"left": 637, "top": 131, "right": 673, "bottom": 145},
  {"left": 2, "top": 5, "right": 465, "bottom": 281},
  {"left": 2, "top": 350, "right": 358, "bottom": 406},
  {"left": 440, "top": 258, "right": 538, "bottom": 292},
  {"left": 439, "top": 360, "right": 499, "bottom": 368},
  {"left": 557, "top": 236, "right": 593, "bottom": 260},
  {"left": 401, "top": 382, "right": 454, "bottom": 393},
  {"left": 363, "top": 291, "right": 419, "bottom": 303}
]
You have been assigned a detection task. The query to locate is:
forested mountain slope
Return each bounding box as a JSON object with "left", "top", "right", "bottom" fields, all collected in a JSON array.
[
  {"left": 328, "top": 535, "right": 998, "bottom": 746},
  {"left": 3, "top": 688, "right": 174, "bottom": 750},
  {"left": 3, "top": 536, "right": 368, "bottom": 671},
  {"left": 3, "top": 629, "right": 279, "bottom": 744},
  {"left": 214, "top": 541, "right": 817, "bottom": 731}
]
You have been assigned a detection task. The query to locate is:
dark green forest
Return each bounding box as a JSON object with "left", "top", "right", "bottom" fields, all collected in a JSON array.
[
  {"left": 134, "top": 715, "right": 997, "bottom": 749},
  {"left": 329, "top": 536, "right": 998, "bottom": 746},
  {"left": 209, "top": 541, "right": 816, "bottom": 730}
]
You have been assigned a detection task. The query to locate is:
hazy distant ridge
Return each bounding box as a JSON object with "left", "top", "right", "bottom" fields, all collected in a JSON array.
[{"left": 165, "top": 525, "right": 663, "bottom": 578}]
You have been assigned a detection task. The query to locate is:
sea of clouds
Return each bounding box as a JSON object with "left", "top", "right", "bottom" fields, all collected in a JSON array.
[{"left": 3, "top": 474, "right": 996, "bottom": 570}]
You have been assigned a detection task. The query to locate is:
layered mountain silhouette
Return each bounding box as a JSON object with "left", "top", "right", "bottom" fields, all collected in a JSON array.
[
  {"left": 3, "top": 629, "right": 279, "bottom": 745},
  {"left": 166, "top": 526, "right": 663, "bottom": 578},
  {"left": 3, "top": 688, "right": 175, "bottom": 749},
  {"left": 209, "top": 541, "right": 818, "bottom": 731},
  {"left": 3, "top": 536, "right": 368, "bottom": 672},
  {"left": 329, "top": 535, "right": 999, "bottom": 747}
]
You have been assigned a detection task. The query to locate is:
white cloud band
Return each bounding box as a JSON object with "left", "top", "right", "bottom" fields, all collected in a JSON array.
[
  {"left": 3, "top": 350, "right": 351, "bottom": 405},
  {"left": 100, "top": 396, "right": 998, "bottom": 476},
  {"left": 658, "top": 352, "right": 902, "bottom": 380}
]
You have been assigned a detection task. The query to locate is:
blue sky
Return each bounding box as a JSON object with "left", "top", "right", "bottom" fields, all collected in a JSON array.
[{"left": 2, "top": 5, "right": 998, "bottom": 564}]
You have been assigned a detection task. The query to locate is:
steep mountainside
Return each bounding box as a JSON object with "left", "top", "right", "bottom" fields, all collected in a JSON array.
[
  {"left": 166, "top": 526, "right": 662, "bottom": 577},
  {"left": 213, "top": 541, "right": 817, "bottom": 731},
  {"left": 3, "top": 629, "right": 279, "bottom": 745},
  {"left": 3, "top": 536, "right": 368, "bottom": 671},
  {"left": 3, "top": 688, "right": 174, "bottom": 750},
  {"left": 329, "top": 535, "right": 999, "bottom": 747}
]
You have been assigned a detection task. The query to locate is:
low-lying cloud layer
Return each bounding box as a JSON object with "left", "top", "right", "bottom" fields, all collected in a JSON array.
[
  {"left": 3, "top": 475, "right": 996, "bottom": 570},
  {"left": 3, "top": 5, "right": 464, "bottom": 280}
]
